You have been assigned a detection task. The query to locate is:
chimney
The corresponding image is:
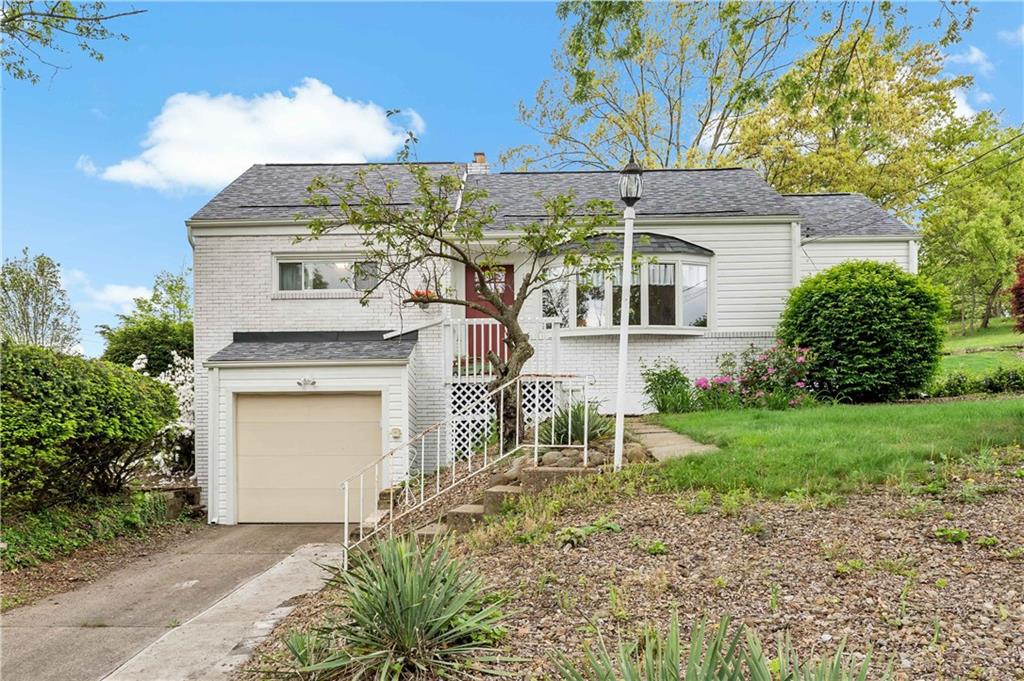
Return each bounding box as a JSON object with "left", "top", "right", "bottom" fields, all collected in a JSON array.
[{"left": 467, "top": 151, "right": 490, "bottom": 175}]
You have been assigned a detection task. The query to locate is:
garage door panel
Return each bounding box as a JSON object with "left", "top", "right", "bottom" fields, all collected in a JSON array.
[
  {"left": 238, "top": 454, "right": 380, "bottom": 488},
  {"left": 237, "top": 421, "right": 380, "bottom": 458},
  {"left": 237, "top": 394, "right": 380, "bottom": 422},
  {"left": 235, "top": 393, "right": 383, "bottom": 523}
]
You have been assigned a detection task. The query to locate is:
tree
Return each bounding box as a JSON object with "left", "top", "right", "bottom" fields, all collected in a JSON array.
[
  {"left": 732, "top": 27, "right": 969, "bottom": 217},
  {"left": 508, "top": 1, "right": 973, "bottom": 213},
  {"left": 1011, "top": 257, "right": 1024, "bottom": 334},
  {"left": 0, "top": 247, "right": 79, "bottom": 352},
  {"left": 920, "top": 120, "right": 1024, "bottom": 329},
  {"left": 99, "top": 269, "right": 193, "bottom": 374},
  {"left": 1, "top": 1, "right": 145, "bottom": 84},
  {"left": 305, "top": 165, "right": 619, "bottom": 438}
]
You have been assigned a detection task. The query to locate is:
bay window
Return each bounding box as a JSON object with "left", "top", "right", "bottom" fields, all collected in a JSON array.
[{"left": 543, "top": 258, "right": 710, "bottom": 330}]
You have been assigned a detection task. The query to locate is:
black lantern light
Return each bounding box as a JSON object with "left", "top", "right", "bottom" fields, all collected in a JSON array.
[{"left": 618, "top": 151, "right": 644, "bottom": 207}]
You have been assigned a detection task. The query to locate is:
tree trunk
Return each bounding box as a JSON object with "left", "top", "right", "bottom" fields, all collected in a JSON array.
[
  {"left": 488, "top": 323, "right": 535, "bottom": 454},
  {"left": 981, "top": 280, "right": 1004, "bottom": 329}
]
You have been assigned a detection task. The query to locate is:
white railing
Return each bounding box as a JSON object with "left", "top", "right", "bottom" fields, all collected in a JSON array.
[
  {"left": 339, "top": 373, "right": 591, "bottom": 567},
  {"left": 443, "top": 317, "right": 561, "bottom": 382}
]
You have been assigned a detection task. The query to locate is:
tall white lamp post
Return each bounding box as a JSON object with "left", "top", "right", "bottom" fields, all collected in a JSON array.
[{"left": 612, "top": 153, "right": 643, "bottom": 471}]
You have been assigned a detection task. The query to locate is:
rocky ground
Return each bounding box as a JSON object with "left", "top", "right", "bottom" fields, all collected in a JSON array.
[{"left": 236, "top": 455, "right": 1024, "bottom": 681}]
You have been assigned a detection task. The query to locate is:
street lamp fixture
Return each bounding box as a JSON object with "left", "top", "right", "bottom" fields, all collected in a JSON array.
[{"left": 612, "top": 153, "right": 643, "bottom": 471}]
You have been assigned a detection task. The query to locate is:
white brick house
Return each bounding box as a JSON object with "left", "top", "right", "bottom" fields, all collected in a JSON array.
[{"left": 188, "top": 157, "right": 919, "bottom": 524}]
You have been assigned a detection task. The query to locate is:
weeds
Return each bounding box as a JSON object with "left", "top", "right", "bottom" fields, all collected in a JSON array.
[{"left": 934, "top": 527, "right": 970, "bottom": 544}]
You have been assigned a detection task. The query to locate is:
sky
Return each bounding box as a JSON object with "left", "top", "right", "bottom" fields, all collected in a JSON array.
[{"left": 3, "top": 1, "right": 1023, "bottom": 356}]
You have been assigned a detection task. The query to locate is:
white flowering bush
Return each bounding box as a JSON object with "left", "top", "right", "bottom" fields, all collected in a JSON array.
[{"left": 133, "top": 352, "right": 195, "bottom": 476}]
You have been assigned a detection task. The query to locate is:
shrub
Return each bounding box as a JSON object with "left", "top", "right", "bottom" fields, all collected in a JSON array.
[
  {"left": 930, "top": 366, "right": 1024, "bottom": 397},
  {"left": 296, "top": 537, "right": 509, "bottom": 679},
  {"left": 779, "top": 261, "right": 947, "bottom": 402},
  {"left": 641, "top": 360, "right": 697, "bottom": 412},
  {"left": 0, "top": 492, "right": 170, "bottom": 570},
  {"left": 1, "top": 343, "right": 176, "bottom": 513},
  {"left": 100, "top": 317, "right": 193, "bottom": 375},
  {"left": 719, "top": 343, "right": 815, "bottom": 409},
  {"left": 537, "top": 401, "right": 613, "bottom": 445},
  {"left": 553, "top": 612, "right": 889, "bottom": 681}
]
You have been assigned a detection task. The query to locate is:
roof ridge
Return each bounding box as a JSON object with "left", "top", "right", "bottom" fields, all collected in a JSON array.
[
  {"left": 784, "top": 192, "right": 854, "bottom": 197},
  {"left": 497, "top": 166, "right": 747, "bottom": 175},
  {"left": 259, "top": 161, "right": 459, "bottom": 167}
]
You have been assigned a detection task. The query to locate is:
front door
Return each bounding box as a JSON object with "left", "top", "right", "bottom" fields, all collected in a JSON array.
[{"left": 465, "top": 265, "right": 514, "bottom": 369}]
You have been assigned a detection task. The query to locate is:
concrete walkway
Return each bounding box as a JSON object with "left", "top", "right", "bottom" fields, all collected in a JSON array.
[
  {"left": 1, "top": 524, "right": 343, "bottom": 681},
  {"left": 627, "top": 418, "right": 718, "bottom": 461}
]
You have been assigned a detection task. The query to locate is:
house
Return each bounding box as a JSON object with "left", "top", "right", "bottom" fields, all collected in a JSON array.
[{"left": 187, "top": 154, "right": 919, "bottom": 524}]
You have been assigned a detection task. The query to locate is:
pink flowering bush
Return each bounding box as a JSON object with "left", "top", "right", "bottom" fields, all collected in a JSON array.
[{"left": 716, "top": 343, "right": 815, "bottom": 409}]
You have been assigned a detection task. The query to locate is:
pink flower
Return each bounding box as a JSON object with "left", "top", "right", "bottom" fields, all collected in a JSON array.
[
  {"left": 796, "top": 356, "right": 806, "bottom": 364},
  {"left": 695, "top": 377, "right": 710, "bottom": 390},
  {"left": 755, "top": 390, "right": 765, "bottom": 398},
  {"left": 767, "top": 367, "right": 776, "bottom": 374},
  {"left": 712, "top": 375, "right": 732, "bottom": 385},
  {"left": 796, "top": 381, "right": 806, "bottom": 388}
]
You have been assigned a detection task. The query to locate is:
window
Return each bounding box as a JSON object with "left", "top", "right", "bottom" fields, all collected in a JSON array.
[
  {"left": 544, "top": 259, "right": 711, "bottom": 330},
  {"left": 277, "top": 259, "right": 379, "bottom": 292}
]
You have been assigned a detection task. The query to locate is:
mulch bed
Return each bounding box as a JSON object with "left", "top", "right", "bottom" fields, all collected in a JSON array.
[
  {"left": 236, "top": 462, "right": 1023, "bottom": 681},
  {"left": 1, "top": 521, "right": 204, "bottom": 611}
]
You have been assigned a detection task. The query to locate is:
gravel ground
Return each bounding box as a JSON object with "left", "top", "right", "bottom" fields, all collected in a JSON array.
[{"left": 235, "top": 459, "right": 1023, "bottom": 681}]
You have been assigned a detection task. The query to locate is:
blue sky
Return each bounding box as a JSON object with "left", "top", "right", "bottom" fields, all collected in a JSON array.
[{"left": 4, "top": 2, "right": 1023, "bottom": 355}]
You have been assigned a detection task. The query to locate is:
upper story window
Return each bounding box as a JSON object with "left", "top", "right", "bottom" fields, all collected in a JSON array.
[
  {"left": 543, "top": 258, "right": 710, "bottom": 330},
  {"left": 277, "top": 258, "right": 379, "bottom": 292}
]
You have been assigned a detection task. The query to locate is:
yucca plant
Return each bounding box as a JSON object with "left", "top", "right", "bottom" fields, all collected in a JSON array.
[
  {"left": 302, "top": 536, "right": 512, "bottom": 679},
  {"left": 553, "top": 613, "right": 891, "bottom": 681},
  {"left": 537, "top": 401, "right": 613, "bottom": 446}
]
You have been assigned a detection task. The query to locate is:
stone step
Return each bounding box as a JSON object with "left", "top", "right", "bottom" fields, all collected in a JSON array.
[
  {"left": 445, "top": 504, "right": 485, "bottom": 532},
  {"left": 520, "top": 465, "right": 600, "bottom": 494},
  {"left": 414, "top": 522, "right": 450, "bottom": 545},
  {"left": 346, "top": 509, "right": 390, "bottom": 540},
  {"left": 482, "top": 485, "right": 523, "bottom": 515}
]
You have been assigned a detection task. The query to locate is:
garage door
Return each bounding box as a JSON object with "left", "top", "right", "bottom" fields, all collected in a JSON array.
[{"left": 235, "top": 393, "right": 382, "bottom": 523}]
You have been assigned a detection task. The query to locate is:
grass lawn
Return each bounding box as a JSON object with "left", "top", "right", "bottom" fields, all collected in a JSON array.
[
  {"left": 943, "top": 317, "right": 1021, "bottom": 352},
  {"left": 656, "top": 398, "right": 1024, "bottom": 497},
  {"left": 938, "top": 349, "right": 1022, "bottom": 376}
]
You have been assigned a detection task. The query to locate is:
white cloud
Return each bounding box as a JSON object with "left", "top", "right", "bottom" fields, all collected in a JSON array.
[
  {"left": 75, "top": 154, "right": 98, "bottom": 176},
  {"left": 92, "top": 78, "right": 424, "bottom": 192},
  {"left": 998, "top": 24, "right": 1024, "bottom": 46},
  {"left": 63, "top": 268, "right": 150, "bottom": 313},
  {"left": 975, "top": 91, "right": 995, "bottom": 104},
  {"left": 952, "top": 89, "right": 977, "bottom": 119},
  {"left": 946, "top": 46, "right": 994, "bottom": 76}
]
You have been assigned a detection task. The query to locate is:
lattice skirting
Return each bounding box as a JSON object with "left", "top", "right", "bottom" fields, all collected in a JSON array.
[{"left": 444, "top": 380, "right": 555, "bottom": 463}]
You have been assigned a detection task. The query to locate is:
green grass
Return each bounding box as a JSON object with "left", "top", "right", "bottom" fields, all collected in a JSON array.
[
  {"left": 656, "top": 400, "right": 1024, "bottom": 497},
  {"left": 939, "top": 350, "right": 1022, "bottom": 377},
  {"left": 944, "top": 317, "right": 1021, "bottom": 352}
]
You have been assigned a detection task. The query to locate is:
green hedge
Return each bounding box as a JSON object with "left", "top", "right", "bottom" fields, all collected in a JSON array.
[
  {"left": 0, "top": 492, "right": 171, "bottom": 571},
  {"left": 930, "top": 366, "right": 1024, "bottom": 397},
  {"left": 100, "top": 318, "right": 193, "bottom": 375},
  {"left": 778, "top": 261, "right": 947, "bottom": 402},
  {"left": 1, "top": 343, "right": 176, "bottom": 513}
]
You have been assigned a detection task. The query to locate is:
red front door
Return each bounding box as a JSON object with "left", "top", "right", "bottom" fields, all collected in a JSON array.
[{"left": 465, "top": 265, "right": 514, "bottom": 368}]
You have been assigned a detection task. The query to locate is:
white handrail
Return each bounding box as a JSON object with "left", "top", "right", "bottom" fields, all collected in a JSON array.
[{"left": 339, "top": 372, "right": 591, "bottom": 567}]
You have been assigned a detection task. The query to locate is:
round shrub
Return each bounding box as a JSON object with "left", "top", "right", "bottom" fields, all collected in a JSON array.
[
  {"left": 778, "top": 261, "right": 947, "bottom": 402},
  {"left": 1, "top": 343, "right": 176, "bottom": 513},
  {"left": 100, "top": 318, "right": 193, "bottom": 375}
]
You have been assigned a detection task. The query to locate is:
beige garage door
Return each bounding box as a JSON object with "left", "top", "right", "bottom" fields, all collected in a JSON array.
[{"left": 235, "top": 393, "right": 382, "bottom": 523}]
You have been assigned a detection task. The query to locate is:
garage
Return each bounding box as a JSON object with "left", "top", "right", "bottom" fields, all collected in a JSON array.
[{"left": 235, "top": 392, "right": 382, "bottom": 523}]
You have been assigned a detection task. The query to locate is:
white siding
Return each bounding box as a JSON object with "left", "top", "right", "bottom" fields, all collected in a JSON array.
[{"left": 800, "top": 239, "right": 916, "bottom": 278}]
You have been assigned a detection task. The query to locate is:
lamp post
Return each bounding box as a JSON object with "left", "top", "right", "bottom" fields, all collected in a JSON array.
[{"left": 612, "top": 153, "right": 643, "bottom": 472}]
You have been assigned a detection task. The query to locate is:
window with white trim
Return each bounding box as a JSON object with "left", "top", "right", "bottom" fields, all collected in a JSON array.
[
  {"left": 543, "top": 258, "right": 710, "bottom": 329},
  {"left": 277, "top": 258, "right": 379, "bottom": 292}
]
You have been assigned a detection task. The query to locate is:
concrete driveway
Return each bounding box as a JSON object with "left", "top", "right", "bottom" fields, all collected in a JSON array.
[{"left": 1, "top": 524, "right": 343, "bottom": 681}]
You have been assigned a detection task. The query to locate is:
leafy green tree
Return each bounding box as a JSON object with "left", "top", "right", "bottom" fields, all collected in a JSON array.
[
  {"left": 1, "top": 1, "right": 145, "bottom": 84},
  {"left": 99, "top": 269, "right": 193, "bottom": 374},
  {"left": 509, "top": 1, "right": 973, "bottom": 215},
  {"left": 0, "top": 248, "right": 80, "bottom": 352},
  {"left": 920, "top": 120, "right": 1024, "bottom": 329},
  {"left": 1011, "top": 257, "right": 1024, "bottom": 334}
]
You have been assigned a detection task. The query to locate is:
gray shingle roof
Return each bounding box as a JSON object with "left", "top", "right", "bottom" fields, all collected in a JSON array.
[
  {"left": 190, "top": 163, "right": 461, "bottom": 221},
  {"left": 470, "top": 168, "right": 797, "bottom": 227},
  {"left": 576, "top": 232, "right": 714, "bottom": 256},
  {"left": 785, "top": 193, "right": 917, "bottom": 239},
  {"left": 206, "top": 330, "right": 417, "bottom": 364}
]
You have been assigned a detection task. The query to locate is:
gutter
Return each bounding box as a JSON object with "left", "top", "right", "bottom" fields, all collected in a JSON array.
[{"left": 203, "top": 358, "right": 410, "bottom": 369}]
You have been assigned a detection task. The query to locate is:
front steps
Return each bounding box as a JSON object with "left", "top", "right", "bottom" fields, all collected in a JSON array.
[{"left": 482, "top": 484, "right": 522, "bottom": 515}]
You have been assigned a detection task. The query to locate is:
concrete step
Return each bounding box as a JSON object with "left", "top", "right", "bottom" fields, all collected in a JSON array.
[
  {"left": 445, "top": 504, "right": 485, "bottom": 532},
  {"left": 520, "top": 465, "right": 600, "bottom": 494},
  {"left": 346, "top": 510, "right": 390, "bottom": 540},
  {"left": 482, "top": 485, "right": 523, "bottom": 515},
  {"left": 414, "top": 522, "right": 450, "bottom": 545}
]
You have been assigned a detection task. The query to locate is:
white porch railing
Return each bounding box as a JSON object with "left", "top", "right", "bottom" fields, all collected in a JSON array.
[
  {"left": 339, "top": 373, "right": 591, "bottom": 567},
  {"left": 443, "top": 317, "right": 561, "bottom": 382}
]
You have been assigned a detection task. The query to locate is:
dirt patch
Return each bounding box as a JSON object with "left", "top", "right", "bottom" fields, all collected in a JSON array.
[
  {"left": 234, "top": 462, "right": 1024, "bottom": 681},
  {"left": 2, "top": 521, "right": 203, "bottom": 611}
]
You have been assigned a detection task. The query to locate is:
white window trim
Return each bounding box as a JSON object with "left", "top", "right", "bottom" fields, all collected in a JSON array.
[
  {"left": 271, "top": 253, "right": 383, "bottom": 300},
  {"left": 555, "top": 254, "right": 714, "bottom": 333}
]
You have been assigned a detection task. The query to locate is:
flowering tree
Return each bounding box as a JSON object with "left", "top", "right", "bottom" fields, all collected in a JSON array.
[{"left": 133, "top": 351, "right": 195, "bottom": 475}]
